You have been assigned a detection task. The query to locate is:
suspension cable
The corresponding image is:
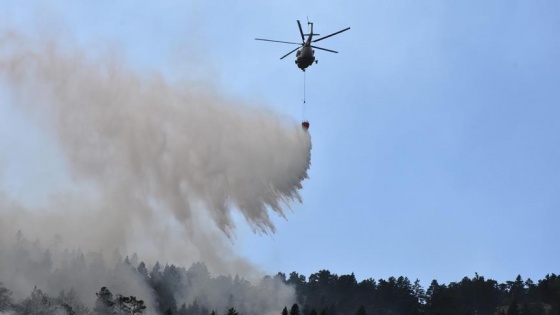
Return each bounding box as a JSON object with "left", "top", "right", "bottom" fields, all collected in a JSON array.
[
  {"left": 303, "top": 70, "right": 306, "bottom": 104},
  {"left": 302, "top": 71, "right": 307, "bottom": 121}
]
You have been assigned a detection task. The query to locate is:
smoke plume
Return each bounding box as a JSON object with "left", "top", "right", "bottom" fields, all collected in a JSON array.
[{"left": 0, "top": 30, "right": 310, "bottom": 311}]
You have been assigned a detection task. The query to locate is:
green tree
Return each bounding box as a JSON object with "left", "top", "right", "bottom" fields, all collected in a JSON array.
[
  {"left": 94, "top": 287, "right": 115, "bottom": 315},
  {"left": 0, "top": 282, "right": 13, "bottom": 312},
  {"left": 374, "top": 276, "right": 418, "bottom": 315},
  {"left": 425, "top": 279, "right": 456, "bottom": 315},
  {"left": 507, "top": 300, "right": 519, "bottom": 315},
  {"left": 116, "top": 294, "right": 132, "bottom": 314},
  {"left": 525, "top": 303, "right": 546, "bottom": 315},
  {"left": 178, "top": 303, "right": 188, "bottom": 315},
  {"left": 129, "top": 296, "right": 147, "bottom": 314},
  {"left": 412, "top": 279, "right": 426, "bottom": 305},
  {"left": 275, "top": 272, "right": 287, "bottom": 283},
  {"left": 188, "top": 299, "right": 203, "bottom": 315},
  {"left": 281, "top": 306, "right": 289, "bottom": 315},
  {"left": 137, "top": 261, "right": 149, "bottom": 280},
  {"left": 290, "top": 303, "right": 301, "bottom": 315},
  {"left": 57, "top": 289, "right": 91, "bottom": 315},
  {"left": 19, "top": 286, "right": 59, "bottom": 315},
  {"left": 288, "top": 272, "right": 307, "bottom": 303},
  {"left": 226, "top": 307, "right": 239, "bottom": 315},
  {"left": 288, "top": 272, "right": 306, "bottom": 285},
  {"left": 508, "top": 275, "right": 527, "bottom": 304}
]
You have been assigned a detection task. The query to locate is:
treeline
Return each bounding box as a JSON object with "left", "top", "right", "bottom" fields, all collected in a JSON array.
[
  {"left": 279, "top": 270, "right": 560, "bottom": 315},
  {"left": 1, "top": 232, "right": 559, "bottom": 314},
  {"left": 2, "top": 264, "right": 560, "bottom": 314}
]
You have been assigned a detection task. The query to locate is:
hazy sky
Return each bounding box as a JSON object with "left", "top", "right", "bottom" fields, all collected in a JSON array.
[{"left": 1, "top": 0, "right": 559, "bottom": 286}]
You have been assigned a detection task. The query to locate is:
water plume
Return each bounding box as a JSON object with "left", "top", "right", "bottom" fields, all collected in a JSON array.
[{"left": 0, "top": 30, "right": 310, "bottom": 310}]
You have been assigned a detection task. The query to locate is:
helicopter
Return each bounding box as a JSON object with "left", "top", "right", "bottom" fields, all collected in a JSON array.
[{"left": 256, "top": 20, "right": 350, "bottom": 71}]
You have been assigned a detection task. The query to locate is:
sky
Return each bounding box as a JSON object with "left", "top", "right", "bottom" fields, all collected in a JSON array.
[{"left": 1, "top": 0, "right": 559, "bottom": 287}]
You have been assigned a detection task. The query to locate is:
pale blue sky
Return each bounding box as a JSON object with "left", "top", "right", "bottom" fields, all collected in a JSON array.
[{"left": 1, "top": 1, "right": 559, "bottom": 286}]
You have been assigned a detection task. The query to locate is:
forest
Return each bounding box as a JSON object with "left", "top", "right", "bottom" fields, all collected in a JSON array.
[{"left": 0, "top": 234, "right": 559, "bottom": 315}]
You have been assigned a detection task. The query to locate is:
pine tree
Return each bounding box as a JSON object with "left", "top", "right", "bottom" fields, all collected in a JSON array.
[
  {"left": 94, "top": 287, "right": 115, "bottom": 315},
  {"left": 57, "top": 289, "right": 90, "bottom": 315},
  {"left": 0, "top": 282, "right": 13, "bottom": 312},
  {"left": 412, "top": 279, "right": 426, "bottom": 305},
  {"left": 178, "top": 303, "right": 188, "bottom": 315},
  {"left": 507, "top": 300, "right": 519, "bottom": 315},
  {"left": 226, "top": 307, "right": 239, "bottom": 315},
  {"left": 290, "top": 304, "right": 300, "bottom": 315},
  {"left": 116, "top": 294, "right": 132, "bottom": 314},
  {"left": 129, "top": 296, "right": 147, "bottom": 314},
  {"left": 137, "top": 261, "right": 149, "bottom": 280},
  {"left": 19, "top": 287, "right": 58, "bottom": 315}
]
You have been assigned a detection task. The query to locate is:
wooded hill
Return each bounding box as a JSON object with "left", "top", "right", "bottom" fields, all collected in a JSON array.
[{"left": 1, "top": 258, "right": 559, "bottom": 315}]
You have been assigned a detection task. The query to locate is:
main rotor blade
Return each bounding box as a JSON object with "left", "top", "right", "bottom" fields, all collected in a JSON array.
[
  {"left": 311, "top": 45, "right": 338, "bottom": 53},
  {"left": 280, "top": 47, "right": 300, "bottom": 60},
  {"left": 312, "top": 27, "right": 351, "bottom": 43},
  {"left": 255, "top": 38, "right": 302, "bottom": 45},
  {"left": 297, "top": 20, "right": 305, "bottom": 43}
]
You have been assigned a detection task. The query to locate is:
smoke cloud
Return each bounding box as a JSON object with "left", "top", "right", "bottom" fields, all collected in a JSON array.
[{"left": 0, "top": 30, "right": 310, "bottom": 311}]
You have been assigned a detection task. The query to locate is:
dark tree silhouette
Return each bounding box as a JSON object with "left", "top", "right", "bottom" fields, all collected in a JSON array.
[
  {"left": 129, "top": 296, "right": 147, "bottom": 314},
  {"left": 507, "top": 299, "right": 520, "bottom": 315},
  {"left": 57, "top": 289, "right": 90, "bottom": 315},
  {"left": 226, "top": 307, "right": 239, "bottom": 315},
  {"left": 355, "top": 305, "right": 366, "bottom": 315},
  {"left": 137, "top": 261, "right": 149, "bottom": 280},
  {"left": 116, "top": 294, "right": 132, "bottom": 314},
  {"left": 3, "top": 238, "right": 560, "bottom": 315},
  {"left": 94, "top": 287, "right": 115, "bottom": 315},
  {"left": 19, "top": 287, "right": 58, "bottom": 315},
  {"left": 0, "top": 282, "right": 13, "bottom": 312},
  {"left": 290, "top": 303, "right": 301, "bottom": 315}
]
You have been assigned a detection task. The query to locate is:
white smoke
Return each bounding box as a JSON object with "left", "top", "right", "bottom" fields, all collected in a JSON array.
[{"left": 0, "top": 30, "right": 310, "bottom": 311}]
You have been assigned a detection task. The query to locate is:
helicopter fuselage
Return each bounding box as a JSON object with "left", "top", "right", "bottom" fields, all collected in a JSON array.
[
  {"left": 295, "top": 23, "right": 317, "bottom": 71},
  {"left": 295, "top": 45, "right": 315, "bottom": 71}
]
